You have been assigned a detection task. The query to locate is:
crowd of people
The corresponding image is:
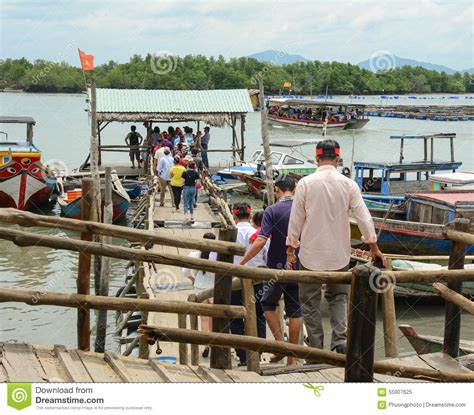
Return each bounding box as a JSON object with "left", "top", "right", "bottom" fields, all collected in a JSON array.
[
  {"left": 124, "top": 124, "right": 211, "bottom": 170},
  {"left": 268, "top": 105, "right": 362, "bottom": 122},
  {"left": 124, "top": 124, "right": 211, "bottom": 224},
  {"left": 182, "top": 139, "right": 386, "bottom": 366}
]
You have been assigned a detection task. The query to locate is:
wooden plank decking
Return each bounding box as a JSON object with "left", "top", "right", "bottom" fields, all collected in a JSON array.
[{"left": 1, "top": 342, "right": 471, "bottom": 383}]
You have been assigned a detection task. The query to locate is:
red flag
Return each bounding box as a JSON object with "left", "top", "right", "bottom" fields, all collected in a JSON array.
[{"left": 78, "top": 48, "right": 94, "bottom": 71}]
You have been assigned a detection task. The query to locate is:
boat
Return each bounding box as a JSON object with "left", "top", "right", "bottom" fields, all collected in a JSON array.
[
  {"left": 216, "top": 138, "right": 351, "bottom": 181},
  {"left": 57, "top": 173, "right": 130, "bottom": 222},
  {"left": 122, "top": 179, "right": 144, "bottom": 199},
  {"left": 429, "top": 172, "right": 474, "bottom": 191},
  {"left": 0, "top": 116, "right": 56, "bottom": 210},
  {"left": 267, "top": 98, "right": 369, "bottom": 130},
  {"left": 240, "top": 174, "right": 266, "bottom": 198},
  {"left": 356, "top": 133, "right": 461, "bottom": 199},
  {"left": 399, "top": 324, "right": 474, "bottom": 356},
  {"left": 351, "top": 191, "right": 474, "bottom": 255}
]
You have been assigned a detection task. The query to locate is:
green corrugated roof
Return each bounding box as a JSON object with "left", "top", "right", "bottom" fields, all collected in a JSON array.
[{"left": 95, "top": 88, "right": 254, "bottom": 114}]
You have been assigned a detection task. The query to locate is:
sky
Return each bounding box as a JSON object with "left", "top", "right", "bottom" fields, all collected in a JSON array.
[{"left": 1, "top": 0, "right": 473, "bottom": 70}]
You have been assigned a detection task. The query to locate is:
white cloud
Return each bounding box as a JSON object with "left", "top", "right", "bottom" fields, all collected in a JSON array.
[{"left": 0, "top": 0, "right": 472, "bottom": 70}]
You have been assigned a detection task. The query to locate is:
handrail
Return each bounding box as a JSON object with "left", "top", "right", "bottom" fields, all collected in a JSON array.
[
  {"left": 0, "top": 208, "right": 245, "bottom": 256},
  {"left": 0, "top": 287, "right": 246, "bottom": 319},
  {"left": 0, "top": 226, "right": 473, "bottom": 285}
]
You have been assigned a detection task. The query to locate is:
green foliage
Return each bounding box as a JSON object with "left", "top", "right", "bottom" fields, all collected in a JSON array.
[{"left": 0, "top": 55, "right": 470, "bottom": 94}]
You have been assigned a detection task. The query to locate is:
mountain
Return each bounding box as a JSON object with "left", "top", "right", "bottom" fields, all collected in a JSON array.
[
  {"left": 461, "top": 67, "right": 474, "bottom": 74},
  {"left": 249, "top": 50, "right": 310, "bottom": 64},
  {"left": 357, "top": 55, "right": 462, "bottom": 74}
]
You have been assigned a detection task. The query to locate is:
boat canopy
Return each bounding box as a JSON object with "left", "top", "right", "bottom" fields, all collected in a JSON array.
[
  {"left": 268, "top": 98, "right": 366, "bottom": 108},
  {"left": 0, "top": 116, "right": 36, "bottom": 124},
  {"left": 269, "top": 139, "right": 323, "bottom": 148},
  {"left": 429, "top": 172, "right": 474, "bottom": 185},
  {"left": 390, "top": 133, "right": 456, "bottom": 140},
  {"left": 409, "top": 191, "right": 474, "bottom": 207},
  {"left": 0, "top": 116, "right": 35, "bottom": 145}
]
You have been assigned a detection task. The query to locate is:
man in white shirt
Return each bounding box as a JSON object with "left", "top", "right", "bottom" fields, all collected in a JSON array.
[
  {"left": 230, "top": 202, "right": 268, "bottom": 366},
  {"left": 287, "top": 139, "right": 386, "bottom": 354},
  {"left": 156, "top": 148, "right": 174, "bottom": 207}
]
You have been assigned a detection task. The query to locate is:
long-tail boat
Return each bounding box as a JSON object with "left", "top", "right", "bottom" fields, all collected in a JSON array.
[
  {"left": 57, "top": 173, "right": 130, "bottom": 222},
  {"left": 399, "top": 324, "right": 474, "bottom": 356},
  {"left": 351, "top": 191, "right": 474, "bottom": 255},
  {"left": 267, "top": 98, "right": 369, "bottom": 130},
  {"left": 0, "top": 116, "right": 56, "bottom": 210}
]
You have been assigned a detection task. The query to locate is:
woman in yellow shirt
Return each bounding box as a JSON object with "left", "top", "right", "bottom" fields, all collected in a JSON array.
[{"left": 170, "top": 156, "right": 186, "bottom": 211}]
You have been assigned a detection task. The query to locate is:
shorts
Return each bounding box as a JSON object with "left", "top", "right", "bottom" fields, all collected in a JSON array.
[
  {"left": 129, "top": 148, "right": 140, "bottom": 162},
  {"left": 260, "top": 281, "right": 302, "bottom": 318}
]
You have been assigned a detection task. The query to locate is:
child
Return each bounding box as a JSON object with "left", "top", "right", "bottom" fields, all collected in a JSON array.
[{"left": 181, "top": 232, "right": 217, "bottom": 358}]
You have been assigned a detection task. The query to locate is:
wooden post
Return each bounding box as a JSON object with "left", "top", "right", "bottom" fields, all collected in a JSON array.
[
  {"left": 399, "top": 138, "right": 404, "bottom": 163},
  {"left": 241, "top": 278, "right": 260, "bottom": 372},
  {"left": 210, "top": 227, "right": 238, "bottom": 369},
  {"left": 450, "top": 136, "right": 455, "bottom": 163},
  {"left": 381, "top": 259, "right": 398, "bottom": 358},
  {"left": 178, "top": 314, "right": 189, "bottom": 365},
  {"left": 77, "top": 178, "right": 95, "bottom": 351},
  {"left": 444, "top": 218, "right": 469, "bottom": 358},
  {"left": 344, "top": 264, "right": 378, "bottom": 382},
  {"left": 94, "top": 168, "right": 113, "bottom": 353},
  {"left": 188, "top": 294, "right": 200, "bottom": 366},
  {"left": 240, "top": 115, "right": 246, "bottom": 162},
  {"left": 137, "top": 264, "right": 149, "bottom": 359},
  {"left": 433, "top": 283, "right": 474, "bottom": 315},
  {"left": 430, "top": 138, "right": 434, "bottom": 162},
  {"left": 231, "top": 115, "right": 238, "bottom": 165},
  {"left": 423, "top": 138, "right": 428, "bottom": 162},
  {"left": 258, "top": 77, "right": 275, "bottom": 205}
]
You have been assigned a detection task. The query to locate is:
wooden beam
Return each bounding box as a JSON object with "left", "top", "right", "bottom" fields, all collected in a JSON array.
[
  {"left": 0, "top": 226, "right": 474, "bottom": 284},
  {"left": 104, "top": 352, "right": 133, "bottom": 382},
  {"left": 444, "top": 219, "right": 470, "bottom": 358},
  {"left": 241, "top": 278, "right": 260, "bottom": 372},
  {"left": 77, "top": 178, "right": 94, "bottom": 351},
  {"left": 139, "top": 326, "right": 474, "bottom": 382},
  {"left": 211, "top": 227, "right": 237, "bottom": 370},
  {"left": 433, "top": 282, "right": 474, "bottom": 315},
  {"left": 258, "top": 77, "right": 275, "bottom": 205},
  {"left": 178, "top": 314, "right": 189, "bottom": 365},
  {"left": 445, "top": 228, "right": 474, "bottom": 246},
  {"left": 344, "top": 265, "right": 378, "bottom": 382},
  {"left": 381, "top": 259, "right": 399, "bottom": 358},
  {"left": 0, "top": 208, "right": 245, "bottom": 256},
  {"left": 0, "top": 287, "right": 246, "bottom": 318}
]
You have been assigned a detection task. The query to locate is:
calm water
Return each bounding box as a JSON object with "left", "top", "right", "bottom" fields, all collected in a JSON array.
[{"left": 0, "top": 92, "right": 473, "bottom": 355}]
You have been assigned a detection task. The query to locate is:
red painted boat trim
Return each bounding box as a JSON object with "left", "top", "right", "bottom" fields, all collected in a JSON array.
[{"left": 18, "top": 173, "right": 27, "bottom": 210}]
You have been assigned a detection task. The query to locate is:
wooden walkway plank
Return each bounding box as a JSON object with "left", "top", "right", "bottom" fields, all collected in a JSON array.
[
  {"left": 190, "top": 365, "right": 224, "bottom": 383},
  {"left": 1, "top": 342, "right": 48, "bottom": 382},
  {"left": 148, "top": 359, "right": 203, "bottom": 382},
  {"left": 418, "top": 352, "right": 472, "bottom": 374},
  {"left": 33, "top": 344, "right": 69, "bottom": 382},
  {"left": 54, "top": 345, "right": 93, "bottom": 382},
  {"left": 224, "top": 368, "right": 264, "bottom": 382},
  {"left": 318, "top": 367, "right": 346, "bottom": 382},
  {"left": 114, "top": 355, "right": 163, "bottom": 382},
  {"left": 77, "top": 351, "right": 122, "bottom": 382},
  {"left": 104, "top": 352, "right": 134, "bottom": 382}
]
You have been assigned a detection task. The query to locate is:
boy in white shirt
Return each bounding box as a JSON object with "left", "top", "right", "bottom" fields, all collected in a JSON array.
[{"left": 230, "top": 203, "right": 268, "bottom": 366}]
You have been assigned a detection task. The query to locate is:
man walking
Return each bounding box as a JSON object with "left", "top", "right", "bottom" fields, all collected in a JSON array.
[
  {"left": 156, "top": 148, "right": 174, "bottom": 207},
  {"left": 125, "top": 125, "right": 143, "bottom": 169},
  {"left": 286, "top": 139, "right": 386, "bottom": 354},
  {"left": 239, "top": 176, "right": 302, "bottom": 365}
]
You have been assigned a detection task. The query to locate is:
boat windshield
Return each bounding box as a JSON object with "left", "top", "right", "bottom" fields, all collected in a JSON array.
[{"left": 249, "top": 151, "right": 282, "bottom": 165}]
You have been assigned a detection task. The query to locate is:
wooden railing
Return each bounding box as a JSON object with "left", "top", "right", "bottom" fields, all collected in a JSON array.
[{"left": 0, "top": 207, "right": 472, "bottom": 381}]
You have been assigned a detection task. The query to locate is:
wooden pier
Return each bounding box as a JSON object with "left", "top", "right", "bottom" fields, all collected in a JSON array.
[
  {"left": 0, "top": 200, "right": 473, "bottom": 382},
  {"left": 1, "top": 342, "right": 471, "bottom": 383}
]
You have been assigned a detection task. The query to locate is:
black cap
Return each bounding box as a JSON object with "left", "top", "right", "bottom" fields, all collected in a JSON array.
[{"left": 316, "top": 139, "right": 340, "bottom": 158}]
